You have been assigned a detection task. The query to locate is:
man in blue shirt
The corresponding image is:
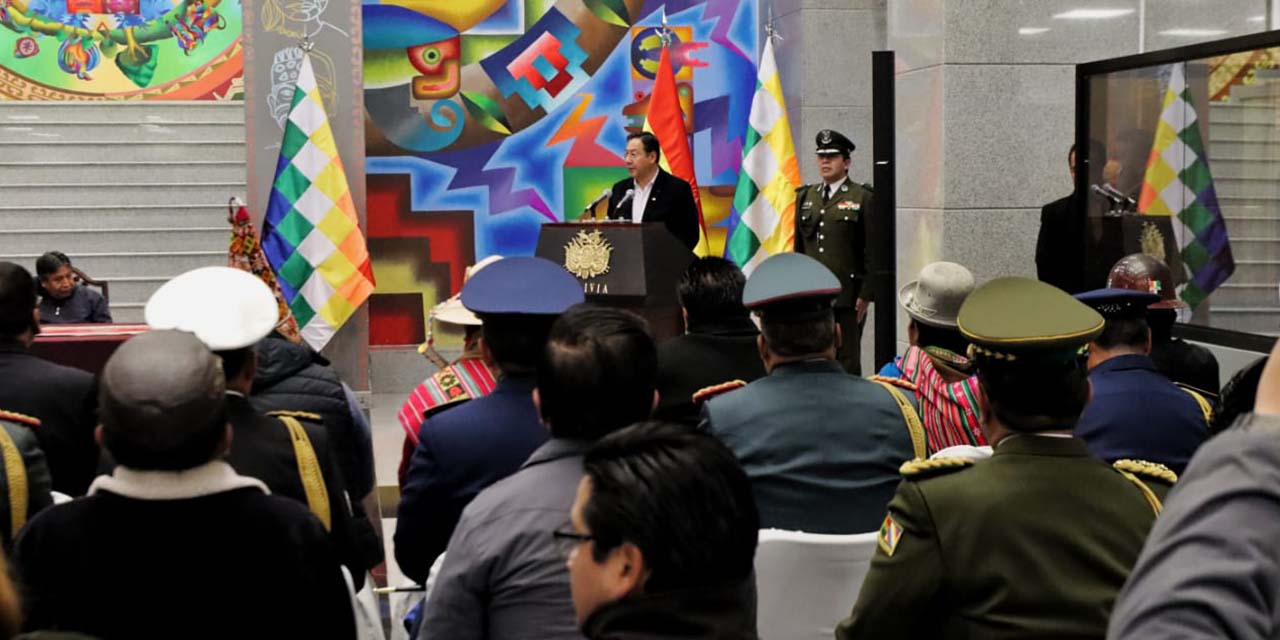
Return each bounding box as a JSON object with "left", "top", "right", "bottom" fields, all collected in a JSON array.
[{"left": 1074, "top": 288, "right": 1210, "bottom": 475}]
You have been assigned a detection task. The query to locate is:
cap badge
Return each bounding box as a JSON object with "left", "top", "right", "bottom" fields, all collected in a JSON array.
[
  {"left": 820, "top": 130, "right": 833, "bottom": 144},
  {"left": 564, "top": 229, "right": 613, "bottom": 280}
]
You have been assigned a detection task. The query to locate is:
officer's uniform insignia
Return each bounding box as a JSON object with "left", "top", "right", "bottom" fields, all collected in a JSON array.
[
  {"left": 867, "top": 375, "right": 918, "bottom": 393},
  {"left": 840, "top": 185, "right": 848, "bottom": 193},
  {"left": 0, "top": 410, "right": 39, "bottom": 428},
  {"left": 1112, "top": 459, "right": 1178, "bottom": 484},
  {"left": 266, "top": 410, "right": 324, "bottom": 422},
  {"left": 899, "top": 457, "right": 975, "bottom": 479},
  {"left": 801, "top": 200, "right": 812, "bottom": 209},
  {"left": 878, "top": 514, "right": 903, "bottom": 556},
  {"left": 692, "top": 379, "right": 747, "bottom": 405}
]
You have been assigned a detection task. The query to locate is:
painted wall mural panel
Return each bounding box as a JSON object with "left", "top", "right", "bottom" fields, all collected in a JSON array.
[
  {"left": 0, "top": 0, "right": 242, "bottom": 99},
  {"left": 365, "top": 0, "right": 758, "bottom": 345}
]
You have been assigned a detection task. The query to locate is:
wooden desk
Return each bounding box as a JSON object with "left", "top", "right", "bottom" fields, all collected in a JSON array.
[{"left": 31, "top": 324, "right": 149, "bottom": 374}]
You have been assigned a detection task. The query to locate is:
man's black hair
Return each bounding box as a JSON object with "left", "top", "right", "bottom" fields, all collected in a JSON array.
[
  {"left": 626, "top": 131, "right": 661, "bottom": 163},
  {"left": 537, "top": 304, "right": 656, "bottom": 441},
  {"left": 976, "top": 358, "right": 1089, "bottom": 432},
  {"left": 911, "top": 320, "right": 970, "bottom": 355},
  {"left": 677, "top": 257, "right": 748, "bottom": 327},
  {"left": 0, "top": 262, "right": 37, "bottom": 340},
  {"left": 582, "top": 421, "right": 759, "bottom": 592},
  {"left": 759, "top": 304, "right": 836, "bottom": 358},
  {"left": 214, "top": 347, "right": 254, "bottom": 381},
  {"left": 35, "top": 251, "right": 71, "bottom": 281},
  {"left": 1094, "top": 316, "right": 1149, "bottom": 351},
  {"left": 483, "top": 314, "right": 558, "bottom": 376}
]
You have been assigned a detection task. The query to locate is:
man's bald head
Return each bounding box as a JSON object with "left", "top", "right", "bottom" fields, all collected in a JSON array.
[{"left": 99, "top": 330, "right": 229, "bottom": 471}]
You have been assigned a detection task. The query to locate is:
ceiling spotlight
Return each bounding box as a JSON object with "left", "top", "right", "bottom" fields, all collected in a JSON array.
[
  {"left": 1018, "top": 27, "right": 1050, "bottom": 35},
  {"left": 1158, "top": 28, "right": 1229, "bottom": 37},
  {"left": 1053, "top": 8, "right": 1136, "bottom": 20},
  {"left": 1248, "top": 15, "right": 1265, "bottom": 23}
]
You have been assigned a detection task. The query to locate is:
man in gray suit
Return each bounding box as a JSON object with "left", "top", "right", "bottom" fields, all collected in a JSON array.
[
  {"left": 1109, "top": 339, "right": 1280, "bottom": 639},
  {"left": 699, "top": 252, "right": 924, "bottom": 534}
]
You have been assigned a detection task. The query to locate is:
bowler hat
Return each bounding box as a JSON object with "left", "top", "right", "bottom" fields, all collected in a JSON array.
[{"left": 899, "top": 262, "right": 975, "bottom": 328}]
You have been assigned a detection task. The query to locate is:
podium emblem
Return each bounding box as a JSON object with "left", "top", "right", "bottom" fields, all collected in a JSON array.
[
  {"left": 1140, "top": 222, "right": 1166, "bottom": 263},
  {"left": 564, "top": 230, "right": 613, "bottom": 280}
]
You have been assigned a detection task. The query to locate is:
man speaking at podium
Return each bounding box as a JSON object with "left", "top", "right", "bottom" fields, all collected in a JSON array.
[{"left": 606, "top": 132, "right": 699, "bottom": 250}]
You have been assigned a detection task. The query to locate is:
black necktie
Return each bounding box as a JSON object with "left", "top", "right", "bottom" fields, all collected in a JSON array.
[{"left": 823, "top": 184, "right": 832, "bottom": 202}]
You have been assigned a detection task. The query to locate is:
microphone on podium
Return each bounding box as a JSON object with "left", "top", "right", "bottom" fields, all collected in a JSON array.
[
  {"left": 616, "top": 188, "right": 635, "bottom": 210},
  {"left": 583, "top": 189, "right": 611, "bottom": 217}
]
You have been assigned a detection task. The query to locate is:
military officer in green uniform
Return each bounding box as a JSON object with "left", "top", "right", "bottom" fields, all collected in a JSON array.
[
  {"left": 835, "top": 277, "right": 1176, "bottom": 639},
  {"left": 794, "top": 129, "right": 874, "bottom": 374}
]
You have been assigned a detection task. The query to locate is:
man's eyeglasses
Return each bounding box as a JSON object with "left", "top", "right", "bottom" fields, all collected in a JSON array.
[{"left": 551, "top": 528, "right": 594, "bottom": 559}]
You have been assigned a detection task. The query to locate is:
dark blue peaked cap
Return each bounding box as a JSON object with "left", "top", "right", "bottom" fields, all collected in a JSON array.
[
  {"left": 1074, "top": 288, "right": 1161, "bottom": 319},
  {"left": 461, "top": 256, "right": 584, "bottom": 315},
  {"left": 743, "top": 252, "right": 841, "bottom": 311}
]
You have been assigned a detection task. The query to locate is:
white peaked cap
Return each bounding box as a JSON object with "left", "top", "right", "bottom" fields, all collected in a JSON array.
[{"left": 145, "top": 267, "right": 279, "bottom": 351}]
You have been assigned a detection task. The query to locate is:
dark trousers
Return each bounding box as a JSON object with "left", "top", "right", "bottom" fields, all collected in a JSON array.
[{"left": 836, "top": 305, "right": 865, "bottom": 375}]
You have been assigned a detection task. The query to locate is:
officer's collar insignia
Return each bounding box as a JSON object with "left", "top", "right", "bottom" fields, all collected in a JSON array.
[
  {"left": 841, "top": 185, "right": 848, "bottom": 192},
  {"left": 878, "top": 514, "right": 902, "bottom": 557},
  {"left": 820, "top": 130, "right": 833, "bottom": 144}
]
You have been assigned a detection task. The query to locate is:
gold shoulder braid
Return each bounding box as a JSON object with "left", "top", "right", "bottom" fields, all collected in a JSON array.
[
  {"left": 1113, "top": 459, "right": 1178, "bottom": 484},
  {"left": 1114, "top": 467, "right": 1163, "bottom": 516},
  {"left": 1178, "top": 387, "right": 1214, "bottom": 426},
  {"left": 266, "top": 410, "right": 324, "bottom": 422},
  {"left": 873, "top": 380, "right": 927, "bottom": 459},
  {"left": 868, "top": 375, "right": 919, "bottom": 393},
  {"left": 0, "top": 426, "right": 28, "bottom": 541},
  {"left": 0, "top": 410, "right": 39, "bottom": 428},
  {"left": 900, "top": 457, "right": 974, "bottom": 479},
  {"left": 276, "top": 416, "right": 332, "bottom": 531},
  {"left": 692, "top": 379, "right": 747, "bottom": 405}
]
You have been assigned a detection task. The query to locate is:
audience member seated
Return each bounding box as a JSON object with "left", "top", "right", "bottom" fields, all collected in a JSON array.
[
  {"left": 879, "top": 261, "right": 985, "bottom": 452},
  {"left": 700, "top": 253, "right": 922, "bottom": 534},
  {"left": 1108, "top": 338, "right": 1280, "bottom": 638},
  {"left": 0, "top": 409, "right": 50, "bottom": 552},
  {"left": 1107, "top": 253, "right": 1220, "bottom": 399},
  {"left": 12, "top": 330, "right": 355, "bottom": 638},
  {"left": 1074, "top": 288, "right": 1210, "bottom": 474},
  {"left": 395, "top": 257, "right": 584, "bottom": 585},
  {"left": 564, "top": 421, "right": 758, "bottom": 639},
  {"left": 419, "top": 305, "right": 658, "bottom": 640},
  {"left": 653, "top": 257, "right": 765, "bottom": 426},
  {"left": 396, "top": 257, "right": 502, "bottom": 486},
  {"left": 252, "top": 330, "right": 375, "bottom": 514},
  {"left": 836, "top": 277, "right": 1174, "bottom": 639},
  {"left": 33, "top": 252, "right": 111, "bottom": 325},
  {"left": 0, "top": 262, "right": 98, "bottom": 496},
  {"left": 145, "top": 266, "right": 381, "bottom": 585},
  {"left": 1211, "top": 355, "right": 1266, "bottom": 435}
]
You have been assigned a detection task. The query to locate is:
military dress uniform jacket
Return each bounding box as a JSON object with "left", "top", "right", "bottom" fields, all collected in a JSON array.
[
  {"left": 794, "top": 180, "right": 874, "bottom": 308},
  {"left": 1076, "top": 354, "right": 1209, "bottom": 475},
  {"left": 700, "top": 359, "right": 918, "bottom": 534},
  {"left": 836, "top": 435, "right": 1169, "bottom": 640},
  {"left": 0, "top": 411, "right": 52, "bottom": 550},
  {"left": 395, "top": 374, "right": 550, "bottom": 584},
  {"left": 221, "top": 393, "right": 378, "bottom": 587}
]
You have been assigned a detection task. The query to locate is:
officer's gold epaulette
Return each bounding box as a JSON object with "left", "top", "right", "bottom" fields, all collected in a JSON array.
[
  {"left": 265, "top": 410, "right": 324, "bottom": 422},
  {"left": 0, "top": 410, "right": 39, "bottom": 429},
  {"left": 899, "top": 457, "right": 974, "bottom": 479},
  {"left": 692, "top": 380, "right": 747, "bottom": 405},
  {"left": 867, "top": 375, "right": 918, "bottom": 393},
  {"left": 1113, "top": 459, "right": 1178, "bottom": 485}
]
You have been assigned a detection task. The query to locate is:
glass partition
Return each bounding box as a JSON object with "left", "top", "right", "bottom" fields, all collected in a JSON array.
[{"left": 1079, "top": 34, "right": 1280, "bottom": 342}]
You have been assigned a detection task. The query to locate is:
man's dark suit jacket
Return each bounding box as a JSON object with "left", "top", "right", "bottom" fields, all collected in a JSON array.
[
  {"left": 654, "top": 316, "right": 766, "bottom": 426},
  {"left": 607, "top": 169, "right": 699, "bottom": 250},
  {"left": 1036, "top": 193, "right": 1088, "bottom": 294},
  {"left": 0, "top": 343, "right": 98, "bottom": 496}
]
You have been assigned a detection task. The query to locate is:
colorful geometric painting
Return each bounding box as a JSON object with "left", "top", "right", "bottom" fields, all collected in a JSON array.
[
  {"left": 0, "top": 0, "right": 242, "bottom": 99},
  {"left": 363, "top": 0, "right": 759, "bottom": 345}
]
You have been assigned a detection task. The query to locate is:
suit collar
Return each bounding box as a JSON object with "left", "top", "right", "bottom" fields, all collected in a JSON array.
[
  {"left": 0, "top": 342, "right": 29, "bottom": 356},
  {"left": 89, "top": 460, "right": 269, "bottom": 500},
  {"left": 521, "top": 437, "right": 586, "bottom": 469},
  {"left": 993, "top": 433, "right": 1091, "bottom": 457},
  {"left": 686, "top": 315, "right": 758, "bottom": 337}
]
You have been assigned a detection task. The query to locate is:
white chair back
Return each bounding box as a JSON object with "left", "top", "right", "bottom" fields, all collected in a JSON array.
[
  {"left": 754, "top": 528, "right": 879, "bottom": 640},
  {"left": 341, "top": 567, "right": 387, "bottom": 640}
]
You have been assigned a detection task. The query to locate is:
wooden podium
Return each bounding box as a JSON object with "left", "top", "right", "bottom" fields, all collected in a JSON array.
[{"left": 535, "top": 222, "right": 693, "bottom": 341}]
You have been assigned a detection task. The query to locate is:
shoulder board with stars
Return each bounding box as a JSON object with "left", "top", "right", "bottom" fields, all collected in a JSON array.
[
  {"left": 1112, "top": 459, "right": 1178, "bottom": 485},
  {"left": 899, "top": 456, "right": 974, "bottom": 479},
  {"left": 0, "top": 410, "right": 39, "bottom": 428},
  {"left": 692, "top": 380, "right": 747, "bottom": 406},
  {"left": 265, "top": 410, "right": 324, "bottom": 422},
  {"left": 867, "top": 375, "right": 918, "bottom": 393}
]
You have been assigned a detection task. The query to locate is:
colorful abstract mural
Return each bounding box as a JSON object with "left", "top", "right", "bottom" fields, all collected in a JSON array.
[
  {"left": 364, "top": 0, "right": 758, "bottom": 345},
  {"left": 0, "top": 0, "right": 242, "bottom": 99}
]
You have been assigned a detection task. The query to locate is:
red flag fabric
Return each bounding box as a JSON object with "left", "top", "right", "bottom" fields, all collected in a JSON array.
[{"left": 645, "top": 44, "right": 708, "bottom": 254}]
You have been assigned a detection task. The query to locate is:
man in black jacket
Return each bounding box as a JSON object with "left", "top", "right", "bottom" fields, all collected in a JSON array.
[
  {"left": 1036, "top": 144, "right": 1089, "bottom": 294},
  {"left": 606, "top": 132, "right": 700, "bottom": 250},
  {"left": 654, "top": 257, "right": 765, "bottom": 425},
  {"left": 0, "top": 262, "right": 98, "bottom": 496}
]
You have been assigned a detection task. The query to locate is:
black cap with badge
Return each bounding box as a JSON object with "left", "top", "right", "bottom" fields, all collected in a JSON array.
[{"left": 816, "top": 129, "right": 855, "bottom": 156}]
